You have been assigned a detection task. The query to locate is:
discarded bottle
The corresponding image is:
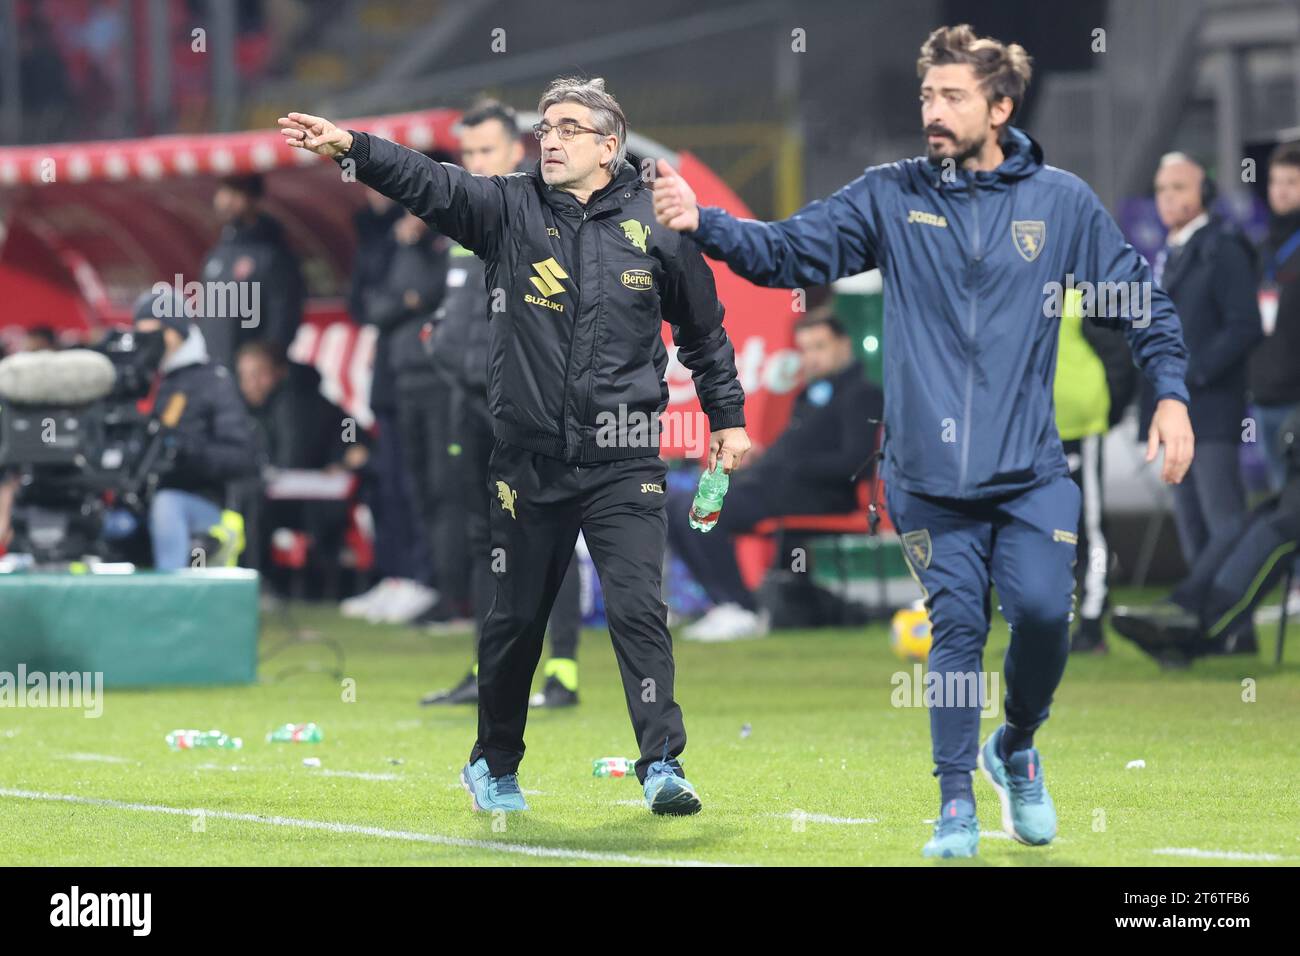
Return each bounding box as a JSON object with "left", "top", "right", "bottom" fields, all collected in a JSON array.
[
  {"left": 267, "top": 722, "right": 323, "bottom": 744},
  {"left": 688, "top": 464, "right": 730, "bottom": 533},
  {"left": 166, "top": 729, "right": 242, "bottom": 750},
  {"left": 592, "top": 757, "right": 637, "bottom": 778}
]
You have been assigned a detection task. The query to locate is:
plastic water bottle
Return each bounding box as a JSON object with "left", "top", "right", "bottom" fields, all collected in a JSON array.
[
  {"left": 688, "top": 464, "right": 730, "bottom": 533},
  {"left": 592, "top": 757, "right": 637, "bottom": 778},
  {"left": 166, "top": 729, "right": 242, "bottom": 750},
  {"left": 267, "top": 722, "right": 323, "bottom": 744}
]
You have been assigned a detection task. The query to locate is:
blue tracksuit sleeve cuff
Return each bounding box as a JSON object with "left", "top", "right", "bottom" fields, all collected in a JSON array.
[
  {"left": 693, "top": 206, "right": 727, "bottom": 245},
  {"left": 1154, "top": 385, "right": 1189, "bottom": 406}
]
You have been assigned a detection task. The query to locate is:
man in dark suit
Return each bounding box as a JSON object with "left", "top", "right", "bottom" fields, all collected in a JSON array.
[
  {"left": 668, "top": 310, "right": 883, "bottom": 641},
  {"left": 1145, "top": 153, "right": 1261, "bottom": 565}
]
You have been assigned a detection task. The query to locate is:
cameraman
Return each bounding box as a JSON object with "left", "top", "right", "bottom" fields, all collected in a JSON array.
[{"left": 133, "top": 293, "right": 258, "bottom": 569}]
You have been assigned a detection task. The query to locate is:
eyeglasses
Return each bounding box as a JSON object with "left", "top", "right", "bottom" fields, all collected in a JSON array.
[{"left": 532, "top": 121, "right": 604, "bottom": 143}]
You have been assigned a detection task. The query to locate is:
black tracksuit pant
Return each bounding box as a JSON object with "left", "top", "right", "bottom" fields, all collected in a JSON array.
[
  {"left": 1171, "top": 481, "right": 1300, "bottom": 639},
  {"left": 458, "top": 393, "right": 580, "bottom": 660},
  {"left": 469, "top": 438, "right": 681, "bottom": 783}
]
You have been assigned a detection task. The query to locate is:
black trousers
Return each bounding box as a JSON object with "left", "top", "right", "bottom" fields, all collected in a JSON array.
[
  {"left": 457, "top": 394, "right": 579, "bottom": 660},
  {"left": 470, "top": 439, "right": 681, "bottom": 783},
  {"left": 1172, "top": 487, "right": 1300, "bottom": 638},
  {"left": 396, "top": 382, "right": 468, "bottom": 609},
  {"left": 370, "top": 410, "right": 431, "bottom": 582}
]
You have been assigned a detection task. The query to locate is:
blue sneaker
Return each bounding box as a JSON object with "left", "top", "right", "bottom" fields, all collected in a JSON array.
[
  {"left": 643, "top": 759, "right": 701, "bottom": 816},
  {"left": 460, "top": 758, "right": 529, "bottom": 812},
  {"left": 978, "top": 726, "right": 1056, "bottom": 845},
  {"left": 922, "top": 798, "right": 979, "bottom": 858}
]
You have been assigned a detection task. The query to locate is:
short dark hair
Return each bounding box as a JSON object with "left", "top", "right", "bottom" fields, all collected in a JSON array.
[
  {"left": 794, "top": 308, "right": 849, "bottom": 339},
  {"left": 25, "top": 325, "right": 57, "bottom": 346},
  {"left": 1270, "top": 140, "right": 1300, "bottom": 172},
  {"left": 237, "top": 339, "right": 288, "bottom": 369},
  {"left": 218, "top": 173, "right": 264, "bottom": 199},
  {"left": 917, "top": 24, "right": 1033, "bottom": 124},
  {"left": 460, "top": 98, "right": 519, "bottom": 137}
]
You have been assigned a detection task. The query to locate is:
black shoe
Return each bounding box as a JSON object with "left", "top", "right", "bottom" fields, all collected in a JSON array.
[
  {"left": 1211, "top": 624, "right": 1259, "bottom": 657},
  {"left": 420, "top": 671, "right": 478, "bottom": 706},
  {"left": 1069, "top": 617, "right": 1109, "bottom": 654},
  {"left": 1111, "top": 604, "right": 1202, "bottom": 666},
  {"left": 529, "top": 675, "right": 579, "bottom": 709}
]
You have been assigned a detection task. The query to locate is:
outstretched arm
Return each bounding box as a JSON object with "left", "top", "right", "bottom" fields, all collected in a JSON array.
[
  {"left": 653, "top": 158, "right": 878, "bottom": 288},
  {"left": 1075, "top": 187, "right": 1193, "bottom": 484},
  {"left": 279, "top": 112, "right": 508, "bottom": 259}
]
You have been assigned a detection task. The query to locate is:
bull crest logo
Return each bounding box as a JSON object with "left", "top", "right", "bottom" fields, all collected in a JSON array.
[
  {"left": 620, "top": 219, "right": 650, "bottom": 253},
  {"left": 901, "top": 529, "right": 933, "bottom": 570},
  {"left": 496, "top": 481, "right": 518, "bottom": 520},
  {"left": 1011, "top": 220, "right": 1046, "bottom": 262}
]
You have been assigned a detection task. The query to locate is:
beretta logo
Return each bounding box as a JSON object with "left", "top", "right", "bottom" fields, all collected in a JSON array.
[{"left": 620, "top": 269, "right": 653, "bottom": 291}]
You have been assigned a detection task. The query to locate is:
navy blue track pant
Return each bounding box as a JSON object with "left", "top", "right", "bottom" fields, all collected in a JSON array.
[{"left": 886, "top": 474, "right": 1080, "bottom": 778}]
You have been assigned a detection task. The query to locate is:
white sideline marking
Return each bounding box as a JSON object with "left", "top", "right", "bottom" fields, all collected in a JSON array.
[
  {"left": 921, "top": 822, "right": 1024, "bottom": 842},
  {"left": 58, "top": 752, "right": 131, "bottom": 764},
  {"left": 317, "top": 770, "right": 399, "bottom": 781},
  {"left": 1153, "top": 847, "right": 1288, "bottom": 862},
  {"left": 776, "top": 812, "right": 877, "bottom": 825},
  {"left": 192, "top": 765, "right": 399, "bottom": 781},
  {"left": 0, "top": 788, "right": 734, "bottom": 867}
]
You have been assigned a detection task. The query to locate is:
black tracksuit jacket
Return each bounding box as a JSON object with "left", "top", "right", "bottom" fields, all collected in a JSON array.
[{"left": 337, "top": 132, "right": 746, "bottom": 464}]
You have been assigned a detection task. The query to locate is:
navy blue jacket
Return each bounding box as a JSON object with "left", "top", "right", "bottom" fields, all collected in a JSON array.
[
  {"left": 1139, "top": 217, "right": 1260, "bottom": 443},
  {"left": 690, "top": 127, "right": 1189, "bottom": 500}
]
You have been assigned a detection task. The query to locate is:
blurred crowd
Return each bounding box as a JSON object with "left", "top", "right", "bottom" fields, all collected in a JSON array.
[
  {"left": 4, "top": 0, "right": 274, "bottom": 143},
  {"left": 4, "top": 111, "right": 1298, "bottom": 672}
]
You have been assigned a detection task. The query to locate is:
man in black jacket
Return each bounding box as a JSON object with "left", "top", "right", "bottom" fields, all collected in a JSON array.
[
  {"left": 237, "top": 340, "right": 360, "bottom": 577},
  {"left": 669, "top": 310, "right": 882, "bottom": 641},
  {"left": 365, "top": 209, "right": 462, "bottom": 624},
  {"left": 1250, "top": 142, "right": 1300, "bottom": 494},
  {"left": 1250, "top": 141, "right": 1300, "bottom": 615},
  {"left": 1144, "top": 153, "right": 1260, "bottom": 565},
  {"left": 134, "top": 292, "right": 257, "bottom": 569},
  {"left": 418, "top": 99, "right": 583, "bottom": 711},
  {"left": 340, "top": 190, "right": 436, "bottom": 624},
  {"left": 198, "top": 174, "right": 305, "bottom": 371},
  {"left": 281, "top": 76, "right": 750, "bottom": 815}
]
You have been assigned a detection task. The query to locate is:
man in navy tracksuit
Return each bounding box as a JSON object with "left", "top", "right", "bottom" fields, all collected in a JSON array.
[{"left": 654, "top": 24, "right": 1194, "bottom": 857}]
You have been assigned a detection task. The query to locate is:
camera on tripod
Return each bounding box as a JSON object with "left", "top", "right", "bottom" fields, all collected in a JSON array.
[{"left": 0, "top": 328, "right": 173, "bottom": 565}]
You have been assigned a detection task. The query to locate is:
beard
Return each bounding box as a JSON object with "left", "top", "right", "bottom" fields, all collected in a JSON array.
[{"left": 925, "top": 127, "right": 987, "bottom": 167}]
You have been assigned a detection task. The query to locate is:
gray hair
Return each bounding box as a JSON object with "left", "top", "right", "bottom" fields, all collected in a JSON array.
[
  {"left": 1158, "top": 151, "right": 1200, "bottom": 171},
  {"left": 538, "top": 76, "right": 627, "bottom": 170}
]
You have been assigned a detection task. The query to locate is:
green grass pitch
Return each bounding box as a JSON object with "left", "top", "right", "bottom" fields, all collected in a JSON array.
[{"left": 2, "top": 595, "right": 1297, "bottom": 866}]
